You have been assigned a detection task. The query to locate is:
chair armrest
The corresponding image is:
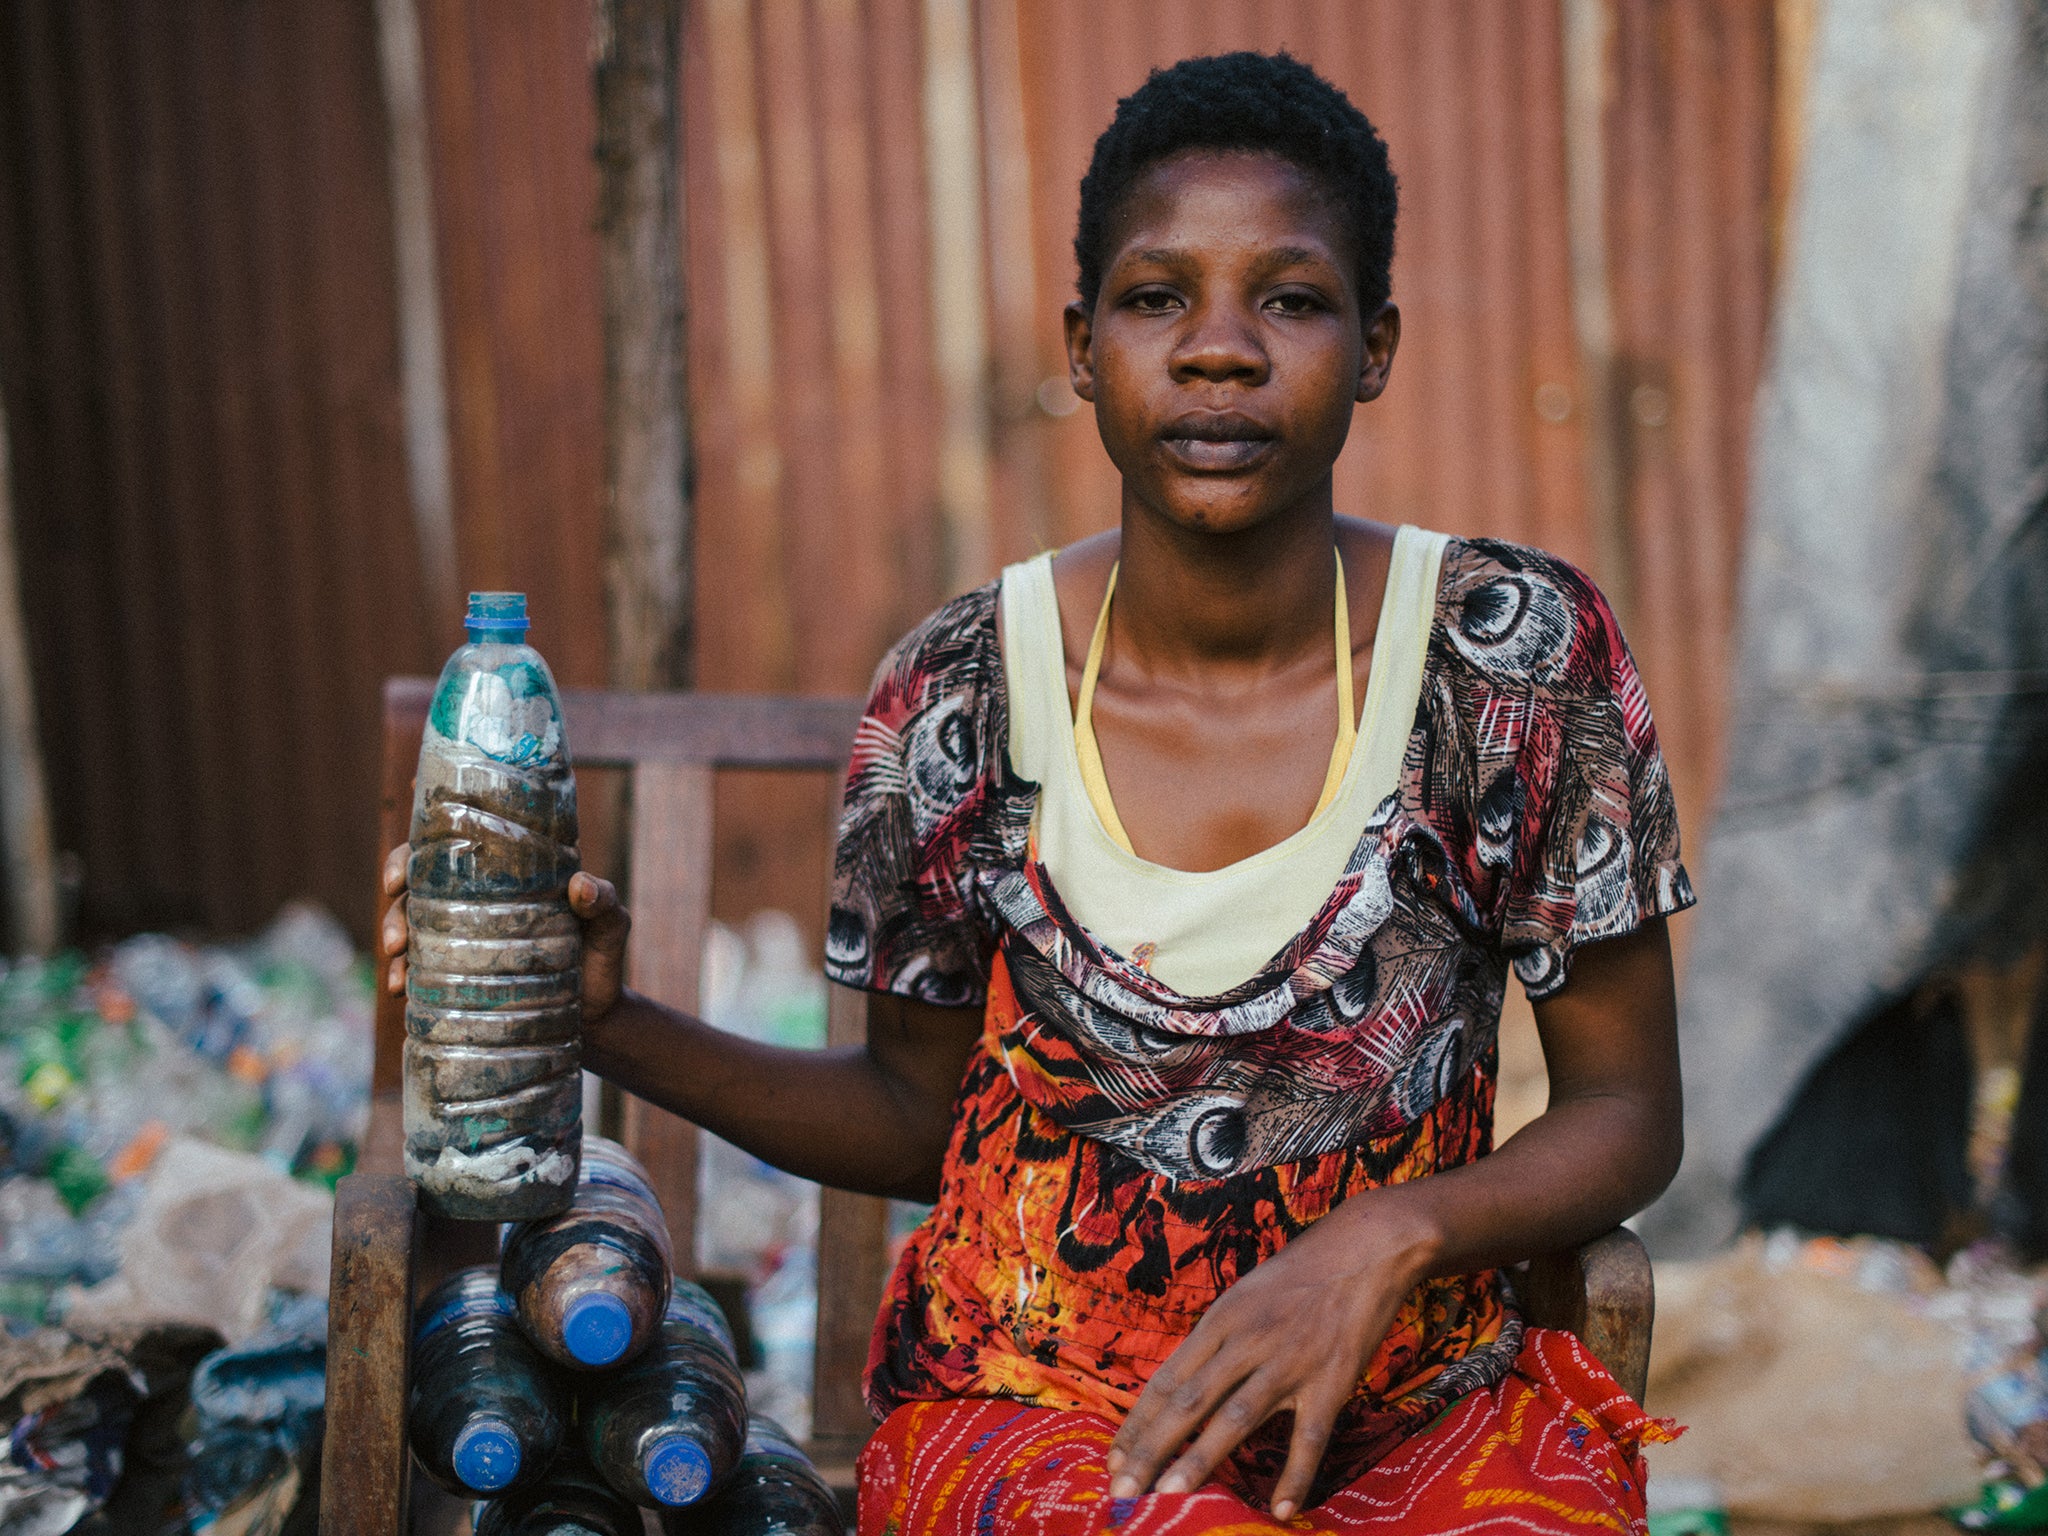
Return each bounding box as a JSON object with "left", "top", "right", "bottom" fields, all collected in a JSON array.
[
  {"left": 1516, "top": 1226, "right": 1654, "bottom": 1404},
  {"left": 320, "top": 1173, "right": 419, "bottom": 1536}
]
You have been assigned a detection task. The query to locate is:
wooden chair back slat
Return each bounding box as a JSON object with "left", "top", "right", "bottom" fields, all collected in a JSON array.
[
  {"left": 367, "top": 679, "right": 865, "bottom": 1117},
  {"left": 377, "top": 676, "right": 865, "bottom": 766},
  {"left": 810, "top": 983, "right": 894, "bottom": 1469},
  {"left": 621, "top": 759, "right": 717, "bottom": 1276}
]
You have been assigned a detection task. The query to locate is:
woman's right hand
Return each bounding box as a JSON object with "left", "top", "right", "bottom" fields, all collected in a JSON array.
[{"left": 379, "top": 845, "right": 634, "bottom": 1023}]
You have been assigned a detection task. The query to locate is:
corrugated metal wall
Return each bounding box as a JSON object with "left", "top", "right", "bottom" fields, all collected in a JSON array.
[
  {"left": 0, "top": 2, "right": 1776, "bottom": 945},
  {"left": 398, "top": 0, "right": 961, "bottom": 936},
  {"left": 0, "top": 0, "right": 436, "bottom": 938},
  {"left": 1010, "top": 0, "right": 1777, "bottom": 827},
  {"left": 678, "top": 0, "right": 954, "bottom": 926},
  {"left": 1601, "top": 0, "right": 1777, "bottom": 825},
  {"left": 417, "top": 0, "right": 610, "bottom": 694}
]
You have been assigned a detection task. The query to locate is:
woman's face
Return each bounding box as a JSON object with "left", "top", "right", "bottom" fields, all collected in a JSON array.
[{"left": 1066, "top": 149, "right": 1397, "bottom": 540}]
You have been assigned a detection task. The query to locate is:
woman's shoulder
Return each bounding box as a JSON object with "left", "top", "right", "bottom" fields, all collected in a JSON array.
[
  {"left": 861, "top": 580, "right": 1004, "bottom": 728},
  {"left": 1436, "top": 533, "right": 1611, "bottom": 611},
  {"left": 1431, "top": 533, "right": 1633, "bottom": 698}
]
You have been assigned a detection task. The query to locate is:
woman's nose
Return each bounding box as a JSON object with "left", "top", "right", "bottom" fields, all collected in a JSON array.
[{"left": 1169, "top": 303, "right": 1268, "bottom": 383}]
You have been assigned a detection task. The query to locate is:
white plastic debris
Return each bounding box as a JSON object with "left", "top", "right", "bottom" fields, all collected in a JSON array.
[{"left": 57, "top": 1137, "right": 331, "bottom": 1345}]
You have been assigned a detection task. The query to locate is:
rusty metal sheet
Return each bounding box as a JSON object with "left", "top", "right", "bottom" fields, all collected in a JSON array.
[
  {"left": 0, "top": 0, "right": 1774, "bottom": 946},
  {"left": 0, "top": 0, "right": 431, "bottom": 940}
]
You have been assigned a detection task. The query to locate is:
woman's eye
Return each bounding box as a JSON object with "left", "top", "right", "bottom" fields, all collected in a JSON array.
[{"left": 1266, "top": 290, "right": 1325, "bottom": 315}]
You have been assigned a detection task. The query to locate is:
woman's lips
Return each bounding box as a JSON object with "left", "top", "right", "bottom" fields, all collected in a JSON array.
[{"left": 1159, "top": 435, "right": 1276, "bottom": 471}]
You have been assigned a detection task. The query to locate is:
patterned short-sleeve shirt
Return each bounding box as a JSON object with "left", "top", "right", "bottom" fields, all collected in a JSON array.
[{"left": 826, "top": 537, "right": 1693, "bottom": 1486}]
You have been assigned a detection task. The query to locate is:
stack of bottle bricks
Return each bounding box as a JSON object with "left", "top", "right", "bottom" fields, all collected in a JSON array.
[
  {"left": 400, "top": 596, "right": 845, "bottom": 1535},
  {"left": 410, "top": 1135, "right": 845, "bottom": 1536}
]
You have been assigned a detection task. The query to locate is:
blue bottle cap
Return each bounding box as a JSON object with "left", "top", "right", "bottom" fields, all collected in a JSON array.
[
  {"left": 465, "top": 591, "right": 530, "bottom": 639},
  {"left": 643, "top": 1433, "right": 714, "bottom": 1506},
  {"left": 451, "top": 1415, "right": 521, "bottom": 1491},
  {"left": 562, "top": 1291, "right": 634, "bottom": 1366}
]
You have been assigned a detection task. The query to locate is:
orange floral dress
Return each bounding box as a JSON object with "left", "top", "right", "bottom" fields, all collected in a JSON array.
[{"left": 825, "top": 539, "right": 1691, "bottom": 1529}]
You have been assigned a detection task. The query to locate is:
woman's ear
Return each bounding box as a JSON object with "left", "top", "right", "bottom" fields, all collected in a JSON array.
[
  {"left": 1064, "top": 300, "right": 1097, "bottom": 402},
  {"left": 1356, "top": 301, "right": 1401, "bottom": 404}
]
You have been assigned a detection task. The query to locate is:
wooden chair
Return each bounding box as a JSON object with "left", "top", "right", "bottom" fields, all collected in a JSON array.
[{"left": 319, "top": 679, "right": 1654, "bottom": 1535}]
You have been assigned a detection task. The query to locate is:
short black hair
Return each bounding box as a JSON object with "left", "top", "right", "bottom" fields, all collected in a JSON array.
[{"left": 1074, "top": 52, "right": 1397, "bottom": 314}]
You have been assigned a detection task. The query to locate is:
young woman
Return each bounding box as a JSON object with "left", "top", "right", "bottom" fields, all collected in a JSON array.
[{"left": 386, "top": 50, "right": 1690, "bottom": 1535}]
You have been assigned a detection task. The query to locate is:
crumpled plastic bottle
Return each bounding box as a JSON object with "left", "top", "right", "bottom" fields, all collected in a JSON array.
[
  {"left": 0, "top": 911, "right": 373, "bottom": 1334},
  {"left": 181, "top": 1292, "right": 329, "bottom": 1531}
]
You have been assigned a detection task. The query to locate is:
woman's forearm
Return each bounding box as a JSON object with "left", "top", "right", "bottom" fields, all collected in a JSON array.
[
  {"left": 1346, "top": 1087, "right": 1681, "bottom": 1290},
  {"left": 1327, "top": 920, "right": 1683, "bottom": 1289},
  {"left": 581, "top": 987, "right": 956, "bottom": 1200}
]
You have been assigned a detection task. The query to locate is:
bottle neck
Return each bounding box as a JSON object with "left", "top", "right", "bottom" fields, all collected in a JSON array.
[{"left": 466, "top": 625, "right": 529, "bottom": 646}]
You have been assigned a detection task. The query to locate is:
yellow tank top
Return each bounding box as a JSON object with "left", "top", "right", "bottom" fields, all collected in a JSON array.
[
  {"left": 1074, "top": 550, "right": 1358, "bottom": 850},
  {"left": 999, "top": 525, "right": 1449, "bottom": 997}
]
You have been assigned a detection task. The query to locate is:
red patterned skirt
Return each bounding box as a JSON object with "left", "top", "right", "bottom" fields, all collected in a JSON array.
[{"left": 857, "top": 1328, "right": 1671, "bottom": 1536}]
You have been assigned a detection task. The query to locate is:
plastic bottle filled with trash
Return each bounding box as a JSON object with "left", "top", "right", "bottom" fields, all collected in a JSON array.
[
  {"left": 410, "top": 1266, "right": 569, "bottom": 1496},
  {"left": 472, "top": 1454, "right": 644, "bottom": 1536},
  {"left": 501, "top": 1134, "right": 674, "bottom": 1369},
  {"left": 659, "top": 1416, "right": 846, "bottom": 1536},
  {"left": 405, "top": 591, "right": 583, "bottom": 1221},
  {"left": 580, "top": 1281, "right": 747, "bottom": 1508}
]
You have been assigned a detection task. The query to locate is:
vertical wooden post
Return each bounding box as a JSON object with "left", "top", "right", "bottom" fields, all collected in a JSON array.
[
  {"left": 594, "top": 0, "right": 693, "bottom": 1153},
  {"left": 811, "top": 766, "right": 890, "bottom": 1471},
  {"left": 0, "top": 395, "right": 58, "bottom": 956},
  {"left": 977, "top": 0, "right": 1052, "bottom": 555},
  {"left": 594, "top": 0, "right": 692, "bottom": 694},
  {"left": 810, "top": 984, "right": 893, "bottom": 1472},
  {"left": 319, "top": 1175, "right": 419, "bottom": 1536},
  {"left": 623, "top": 760, "right": 714, "bottom": 1274}
]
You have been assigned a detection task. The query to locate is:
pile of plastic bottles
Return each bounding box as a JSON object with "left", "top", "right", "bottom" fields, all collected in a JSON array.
[
  {"left": 1956, "top": 1247, "right": 2048, "bottom": 1530},
  {"left": 0, "top": 903, "right": 373, "bottom": 1327},
  {"left": 414, "top": 1134, "right": 844, "bottom": 1536}
]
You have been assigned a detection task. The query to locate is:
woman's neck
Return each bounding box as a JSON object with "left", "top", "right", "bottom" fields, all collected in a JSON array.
[{"left": 1108, "top": 494, "right": 1341, "bottom": 680}]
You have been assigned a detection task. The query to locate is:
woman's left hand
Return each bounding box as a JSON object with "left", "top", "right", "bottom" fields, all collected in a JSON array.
[{"left": 1104, "top": 1192, "right": 1437, "bottom": 1521}]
